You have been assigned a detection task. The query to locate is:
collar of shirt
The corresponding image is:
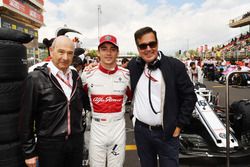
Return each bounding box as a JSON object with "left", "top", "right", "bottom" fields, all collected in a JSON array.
[
  {"left": 99, "top": 64, "right": 118, "bottom": 75},
  {"left": 48, "top": 61, "right": 72, "bottom": 77},
  {"left": 133, "top": 66, "right": 163, "bottom": 126},
  {"left": 47, "top": 61, "right": 73, "bottom": 101}
]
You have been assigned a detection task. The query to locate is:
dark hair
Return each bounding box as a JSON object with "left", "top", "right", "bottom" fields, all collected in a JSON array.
[
  {"left": 190, "top": 62, "right": 195, "bottom": 67},
  {"left": 72, "top": 56, "right": 83, "bottom": 68},
  {"left": 74, "top": 48, "right": 85, "bottom": 56},
  {"left": 83, "top": 58, "right": 87, "bottom": 65},
  {"left": 134, "top": 27, "right": 158, "bottom": 46},
  {"left": 121, "top": 58, "right": 129, "bottom": 64}
]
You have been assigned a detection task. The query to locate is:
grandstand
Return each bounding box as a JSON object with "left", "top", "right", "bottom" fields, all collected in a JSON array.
[
  {"left": 210, "top": 11, "right": 250, "bottom": 60},
  {"left": 229, "top": 11, "right": 250, "bottom": 28},
  {"left": 218, "top": 31, "right": 250, "bottom": 60}
]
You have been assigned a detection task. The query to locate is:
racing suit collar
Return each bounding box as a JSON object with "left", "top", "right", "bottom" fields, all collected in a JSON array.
[{"left": 99, "top": 64, "right": 118, "bottom": 75}]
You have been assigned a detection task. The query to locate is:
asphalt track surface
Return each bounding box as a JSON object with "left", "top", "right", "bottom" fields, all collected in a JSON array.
[{"left": 124, "top": 80, "right": 250, "bottom": 167}]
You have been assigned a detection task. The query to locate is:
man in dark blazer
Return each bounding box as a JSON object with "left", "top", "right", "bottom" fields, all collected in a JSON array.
[{"left": 128, "top": 27, "right": 197, "bottom": 167}]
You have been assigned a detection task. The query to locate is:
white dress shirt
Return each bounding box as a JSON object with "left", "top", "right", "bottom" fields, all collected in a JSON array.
[
  {"left": 133, "top": 65, "right": 163, "bottom": 126},
  {"left": 48, "top": 61, "right": 73, "bottom": 100}
]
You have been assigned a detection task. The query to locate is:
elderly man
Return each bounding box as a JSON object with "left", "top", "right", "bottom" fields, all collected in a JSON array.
[{"left": 19, "top": 36, "right": 90, "bottom": 167}]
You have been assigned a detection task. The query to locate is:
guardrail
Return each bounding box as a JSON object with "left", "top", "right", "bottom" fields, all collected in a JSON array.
[{"left": 225, "top": 70, "right": 250, "bottom": 167}]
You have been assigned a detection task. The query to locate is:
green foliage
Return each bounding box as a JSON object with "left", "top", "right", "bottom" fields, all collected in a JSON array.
[
  {"left": 188, "top": 49, "right": 198, "bottom": 56},
  {"left": 127, "top": 51, "right": 138, "bottom": 56},
  {"left": 87, "top": 49, "right": 98, "bottom": 58}
]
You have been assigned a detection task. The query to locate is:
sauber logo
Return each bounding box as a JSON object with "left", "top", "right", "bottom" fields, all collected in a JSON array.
[
  {"left": 93, "top": 96, "right": 123, "bottom": 104},
  {"left": 91, "top": 95, "right": 123, "bottom": 113}
]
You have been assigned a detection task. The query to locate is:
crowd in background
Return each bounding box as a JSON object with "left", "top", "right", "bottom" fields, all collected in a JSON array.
[
  {"left": 218, "top": 31, "right": 250, "bottom": 58},
  {"left": 64, "top": 32, "right": 250, "bottom": 87},
  {"left": 183, "top": 54, "right": 250, "bottom": 86}
]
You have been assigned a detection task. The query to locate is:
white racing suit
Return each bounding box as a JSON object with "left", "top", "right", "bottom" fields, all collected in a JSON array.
[
  {"left": 81, "top": 64, "right": 131, "bottom": 167},
  {"left": 187, "top": 65, "right": 204, "bottom": 84}
]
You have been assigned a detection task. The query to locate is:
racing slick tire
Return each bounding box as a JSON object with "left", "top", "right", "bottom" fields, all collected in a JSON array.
[
  {"left": 0, "top": 113, "right": 19, "bottom": 143},
  {"left": 230, "top": 99, "right": 250, "bottom": 139},
  {"left": 0, "top": 141, "right": 25, "bottom": 167},
  {"left": 0, "top": 40, "right": 28, "bottom": 81},
  {"left": 0, "top": 81, "right": 23, "bottom": 114},
  {"left": 0, "top": 28, "right": 34, "bottom": 44}
]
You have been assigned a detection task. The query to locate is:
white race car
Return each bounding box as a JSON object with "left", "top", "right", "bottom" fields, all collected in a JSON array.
[{"left": 180, "top": 84, "right": 250, "bottom": 166}]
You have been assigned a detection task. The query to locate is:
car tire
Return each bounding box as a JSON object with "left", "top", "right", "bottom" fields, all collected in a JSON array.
[
  {"left": 230, "top": 99, "right": 250, "bottom": 139},
  {"left": 240, "top": 101, "right": 250, "bottom": 132},
  {"left": 0, "top": 141, "right": 25, "bottom": 167},
  {"left": 0, "top": 113, "right": 19, "bottom": 143},
  {"left": 0, "top": 28, "right": 34, "bottom": 43},
  {"left": 0, "top": 81, "right": 23, "bottom": 114},
  {"left": 0, "top": 40, "right": 28, "bottom": 81}
]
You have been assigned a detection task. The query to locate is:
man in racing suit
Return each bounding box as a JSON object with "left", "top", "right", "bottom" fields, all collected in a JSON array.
[{"left": 81, "top": 34, "right": 131, "bottom": 167}]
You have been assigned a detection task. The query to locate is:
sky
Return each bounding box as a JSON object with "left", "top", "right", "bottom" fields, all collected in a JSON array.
[{"left": 39, "top": 0, "right": 250, "bottom": 55}]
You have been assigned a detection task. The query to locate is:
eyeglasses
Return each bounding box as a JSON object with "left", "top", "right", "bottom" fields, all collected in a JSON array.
[{"left": 138, "top": 41, "right": 157, "bottom": 50}]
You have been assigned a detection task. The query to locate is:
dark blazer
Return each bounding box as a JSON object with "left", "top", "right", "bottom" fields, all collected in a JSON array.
[{"left": 128, "top": 52, "right": 197, "bottom": 139}]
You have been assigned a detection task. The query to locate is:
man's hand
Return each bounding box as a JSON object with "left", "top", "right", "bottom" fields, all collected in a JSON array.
[
  {"left": 84, "top": 62, "right": 98, "bottom": 71},
  {"left": 172, "top": 127, "right": 181, "bottom": 137},
  {"left": 25, "top": 156, "right": 38, "bottom": 167},
  {"left": 132, "top": 116, "right": 136, "bottom": 127}
]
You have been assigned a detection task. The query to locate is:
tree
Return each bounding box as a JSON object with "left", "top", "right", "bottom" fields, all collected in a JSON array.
[
  {"left": 87, "top": 49, "right": 98, "bottom": 58},
  {"left": 127, "top": 51, "right": 138, "bottom": 56},
  {"left": 188, "top": 49, "right": 198, "bottom": 56}
]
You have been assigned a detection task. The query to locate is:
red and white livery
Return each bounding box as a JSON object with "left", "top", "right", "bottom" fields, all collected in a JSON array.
[
  {"left": 82, "top": 64, "right": 131, "bottom": 119},
  {"left": 81, "top": 64, "right": 131, "bottom": 167}
]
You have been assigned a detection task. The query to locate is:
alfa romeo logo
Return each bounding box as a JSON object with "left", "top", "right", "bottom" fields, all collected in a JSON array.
[{"left": 105, "top": 35, "right": 112, "bottom": 40}]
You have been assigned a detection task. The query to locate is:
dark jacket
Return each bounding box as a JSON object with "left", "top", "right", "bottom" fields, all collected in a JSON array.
[
  {"left": 128, "top": 52, "right": 197, "bottom": 139},
  {"left": 19, "top": 66, "right": 90, "bottom": 159}
]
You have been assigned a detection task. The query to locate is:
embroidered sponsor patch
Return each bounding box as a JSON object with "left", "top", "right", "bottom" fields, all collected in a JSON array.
[{"left": 91, "top": 94, "right": 123, "bottom": 113}]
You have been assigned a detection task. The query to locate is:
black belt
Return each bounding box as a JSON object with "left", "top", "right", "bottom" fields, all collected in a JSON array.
[{"left": 136, "top": 119, "right": 163, "bottom": 131}]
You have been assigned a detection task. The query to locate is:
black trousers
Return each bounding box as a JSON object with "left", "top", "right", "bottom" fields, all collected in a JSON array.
[
  {"left": 37, "top": 134, "right": 83, "bottom": 167},
  {"left": 134, "top": 120, "right": 179, "bottom": 167}
]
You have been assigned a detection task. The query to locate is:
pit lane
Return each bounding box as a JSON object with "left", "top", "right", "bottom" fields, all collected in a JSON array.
[{"left": 124, "top": 80, "right": 250, "bottom": 167}]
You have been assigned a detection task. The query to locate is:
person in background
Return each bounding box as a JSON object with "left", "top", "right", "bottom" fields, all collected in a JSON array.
[
  {"left": 81, "top": 34, "right": 131, "bottom": 167},
  {"left": 187, "top": 62, "right": 204, "bottom": 84},
  {"left": 242, "top": 55, "right": 250, "bottom": 67},
  {"left": 203, "top": 56, "right": 216, "bottom": 81},
  {"left": 229, "top": 55, "right": 236, "bottom": 65},
  {"left": 74, "top": 47, "right": 85, "bottom": 62},
  {"left": 19, "top": 36, "right": 90, "bottom": 167},
  {"left": 128, "top": 26, "right": 197, "bottom": 167},
  {"left": 71, "top": 56, "right": 84, "bottom": 74},
  {"left": 186, "top": 54, "right": 198, "bottom": 68},
  {"left": 121, "top": 57, "right": 129, "bottom": 68},
  {"left": 71, "top": 48, "right": 87, "bottom": 76}
]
